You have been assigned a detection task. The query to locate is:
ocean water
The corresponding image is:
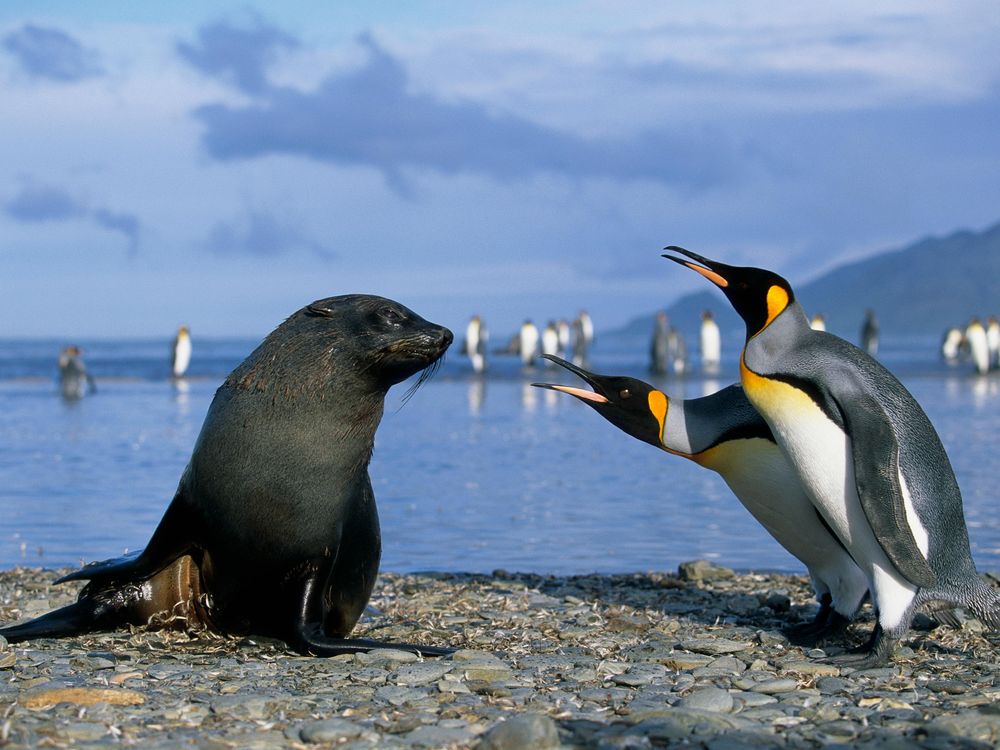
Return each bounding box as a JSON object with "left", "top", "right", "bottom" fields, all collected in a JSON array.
[{"left": 2, "top": 334, "right": 999, "bottom": 576}]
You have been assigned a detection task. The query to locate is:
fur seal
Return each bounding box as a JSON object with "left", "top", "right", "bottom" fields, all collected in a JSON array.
[{"left": 2, "top": 295, "right": 454, "bottom": 656}]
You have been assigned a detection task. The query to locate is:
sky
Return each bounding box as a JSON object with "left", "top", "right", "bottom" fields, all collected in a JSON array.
[{"left": 2, "top": 1, "right": 1000, "bottom": 339}]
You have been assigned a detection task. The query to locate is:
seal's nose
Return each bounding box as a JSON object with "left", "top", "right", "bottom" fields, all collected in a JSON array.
[{"left": 438, "top": 327, "right": 454, "bottom": 350}]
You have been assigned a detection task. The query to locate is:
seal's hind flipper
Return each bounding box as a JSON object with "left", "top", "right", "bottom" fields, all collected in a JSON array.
[
  {"left": 56, "top": 550, "right": 143, "bottom": 584},
  {"left": 0, "top": 598, "right": 114, "bottom": 643},
  {"left": 57, "top": 493, "right": 200, "bottom": 586}
]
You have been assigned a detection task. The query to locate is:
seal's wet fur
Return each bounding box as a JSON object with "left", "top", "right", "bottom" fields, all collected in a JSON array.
[{"left": 1, "top": 295, "right": 454, "bottom": 656}]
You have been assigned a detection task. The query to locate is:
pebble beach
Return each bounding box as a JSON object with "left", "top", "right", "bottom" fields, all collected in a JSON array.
[{"left": 2, "top": 563, "right": 1000, "bottom": 749}]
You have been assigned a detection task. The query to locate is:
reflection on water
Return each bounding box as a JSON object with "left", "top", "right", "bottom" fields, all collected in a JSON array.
[
  {"left": 467, "top": 377, "right": 485, "bottom": 415},
  {"left": 3, "top": 337, "right": 1000, "bottom": 575}
]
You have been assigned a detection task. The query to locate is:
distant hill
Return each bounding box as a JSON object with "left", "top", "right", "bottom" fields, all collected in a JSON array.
[{"left": 616, "top": 221, "right": 1000, "bottom": 341}]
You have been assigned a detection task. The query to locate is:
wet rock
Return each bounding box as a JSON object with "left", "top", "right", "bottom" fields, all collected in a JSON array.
[
  {"left": 678, "top": 687, "right": 734, "bottom": 713},
  {"left": 678, "top": 560, "right": 735, "bottom": 582},
  {"left": 679, "top": 638, "right": 753, "bottom": 655},
  {"left": 407, "top": 723, "right": 478, "bottom": 747},
  {"left": 478, "top": 713, "right": 560, "bottom": 750},
  {"left": 298, "top": 718, "right": 366, "bottom": 743},
  {"left": 393, "top": 662, "right": 454, "bottom": 686}
]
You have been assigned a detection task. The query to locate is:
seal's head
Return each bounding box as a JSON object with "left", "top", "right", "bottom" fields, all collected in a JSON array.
[{"left": 229, "top": 294, "right": 453, "bottom": 397}]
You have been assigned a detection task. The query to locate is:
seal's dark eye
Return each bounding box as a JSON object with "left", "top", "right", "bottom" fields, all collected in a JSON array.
[
  {"left": 619, "top": 389, "right": 632, "bottom": 400},
  {"left": 380, "top": 306, "right": 404, "bottom": 325}
]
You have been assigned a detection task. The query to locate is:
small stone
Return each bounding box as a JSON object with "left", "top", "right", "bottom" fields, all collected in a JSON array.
[
  {"left": 21, "top": 687, "right": 145, "bottom": 708},
  {"left": 0, "top": 652, "right": 15, "bottom": 669},
  {"left": 59, "top": 723, "right": 108, "bottom": 742},
  {"left": 299, "top": 718, "right": 364, "bottom": 743},
  {"left": 764, "top": 591, "right": 791, "bottom": 612},
  {"left": 375, "top": 685, "right": 430, "bottom": 706},
  {"left": 926, "top": 679, "right": 969, "bottom": 694},
  {"left": 478, "top": 713, "right": 560, "bottom": 750},
  {"left": 678, "top": 686, "right": 734, "bottom": 713},
  {"left": 816, "top": 676, "right": 852, "bottom": 694},
  {"left": 928, "top": 710, "right": 1000, "bottom": 743},
  {"left": 661, "top": 653, "right": 714, "bottom": 670},
  {"left": 407, "top": 724, "right": 478, "bottom": 748},
  {"left": 678, "top": 560, "right": 735, "bottom": 582},
  {"left": 612, "top": 663, "right": 668, "bottom": 687},
  {"left": 462, "top": 665, "right": 513, "bottom": 683},
  {"left": 753, "top": 678, "right": 799, "bottom": 694},
  {"left": 679, "top": 638, "right": 752, "bottom": 655},
  {"left": 394, "top": 662, "right": 455, "bottom": 686}
]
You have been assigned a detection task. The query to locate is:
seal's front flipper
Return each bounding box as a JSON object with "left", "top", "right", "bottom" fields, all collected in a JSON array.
[
  {"left": 290, "top": 627, "right": 455, "bottom": 657},
  {"left": 287, "top": 562, "right": 454, "bottom": 657},
  {"left": 0, "top": 598, "right": 114, "bottom": 643}
]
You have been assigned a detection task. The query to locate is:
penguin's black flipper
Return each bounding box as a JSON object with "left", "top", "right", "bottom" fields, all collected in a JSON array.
[{"left": 839, "top": 386, "right": 936, "bottom": 588}]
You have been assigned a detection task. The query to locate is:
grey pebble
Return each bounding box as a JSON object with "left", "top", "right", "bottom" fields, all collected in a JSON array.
[
  {"left": 478, "top": 713, "right": 560, "bottom": 750},
  {"left": 753, "top": 678, "right": 799, "bottom": 694},
  {"left": 926, "top": 678, "right": 969, "bottom": 694},
  {"left": 678, "top": 686, "right": 734, "bottom": 713},
  {"left": 680, "top": 638, "right": 752, "bottom": 655},
  {"left": 393, "top": 661, "right": 454, "bottom": 686},
  {"left": 299, "top": 718, "right": 365, "bottom": 743},
  {"left": 407, "top": 723, "right": 478, "bottom": 747}
]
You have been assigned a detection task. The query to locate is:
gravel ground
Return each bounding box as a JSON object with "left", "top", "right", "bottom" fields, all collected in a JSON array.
[{"left": 2, "top": 563, "right": 1000, "bottom": 749}]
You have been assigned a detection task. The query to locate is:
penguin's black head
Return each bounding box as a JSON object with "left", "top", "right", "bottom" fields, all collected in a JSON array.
[
  {"left": 662, "top": 247, "right": 795, "bottom": 340},
  {"left": 532, "top": 355, "right": 667, "bottom": 449}
]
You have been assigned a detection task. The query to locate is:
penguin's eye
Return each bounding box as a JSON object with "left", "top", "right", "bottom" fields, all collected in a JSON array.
[{"left": 619, "top": 389, "right": 632, "bottom": 400}]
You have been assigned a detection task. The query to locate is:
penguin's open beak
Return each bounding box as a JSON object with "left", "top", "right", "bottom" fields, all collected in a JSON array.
[
  {"left": 531, "top": 355, "right": 609, "bottom": 404},
  {"left": 662, "top": 246, "right": 730, "bottom": 289}
]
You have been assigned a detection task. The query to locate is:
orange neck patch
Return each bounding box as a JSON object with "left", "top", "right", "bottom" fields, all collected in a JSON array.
[
  {"left": 765, "top": 285, "right": 789, "bottom": 329},
  {"left": 648, "top": 390, "right": 668, "bottom": 442}
]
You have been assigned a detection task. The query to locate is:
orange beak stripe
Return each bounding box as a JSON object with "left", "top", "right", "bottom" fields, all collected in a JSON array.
[
  {"left": 549, "top": 384, "right": 609, "bottom": 404},
  {"left": 684, "top": 262, "right": 729, "bottom": 288}
]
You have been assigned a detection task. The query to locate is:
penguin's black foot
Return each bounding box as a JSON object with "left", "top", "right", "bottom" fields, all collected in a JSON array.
[
  {"left": 822, "top": 624, "right": 897, "bottom": 668},
  {"left": 784, "top": 610, "right": 851, "bottom": 647}
]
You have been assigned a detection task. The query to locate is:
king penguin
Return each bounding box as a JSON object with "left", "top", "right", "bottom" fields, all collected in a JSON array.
[
  {"left": 534, "top": 355, "right": 869, "bottom": 641},
  {"left": 664, "top": 247, "right": 1000, "bottom": 665},
  {"left": 172, "top": 325, "right": 192, "bottom": 379}
]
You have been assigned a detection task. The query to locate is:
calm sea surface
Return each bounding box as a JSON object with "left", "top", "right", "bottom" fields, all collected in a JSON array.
[{"left": 2, "top": 334, "right": 999, "bottom": 575}]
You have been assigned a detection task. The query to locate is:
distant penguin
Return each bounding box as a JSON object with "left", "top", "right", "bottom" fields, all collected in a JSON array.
[
  {"left": 172, "top": 326, "right": 192, "bottom": 379},
  {"left": 518, "top": 320, "right": 540, "bottom": 367},
  {"left": 557, "top": 319, "right": 571, "bottom": 356},
  {"left": 668, "top": 327, "right": 687, "bottom": 376},
  {"left": 941, "top": 327, "right": 964, "bottom": 364},
  {"left": 541, "top": 321, "right": 560, "bottom": 363},
  {"left": 58, "top": 346, "right": 95, "bottom": 400},
  {"left": 650, "top": 312, "right": 671, "bottom": 375},
  {"left": 535, "top": 355, "right": 869, "bottom": 640},
  {"left": 861, "top": 309, "right": 879, "bottom": 357},
  {"left": 571, "top": 311, "right": 593, "bottom": 366},
  {"left": 987, "top": 317, "right": 1000, "bottom": 370},
  {"left": 810, "top": 314, "right": 826, "bottom": 332},
  {"left": 699, "top": 310, "right": 721, "bottom": 373},
  {"left": 464, "top": 315, "right": 488, "bottom": 373},
  {"left": 666, "top": 247, "right": 1000, "bottom": 666},
  {"left": 577, "top": 310, "right": 594, "bottom": 349},
  {"left": 965, "top": 318, "right": 989, "bottom": 375}
]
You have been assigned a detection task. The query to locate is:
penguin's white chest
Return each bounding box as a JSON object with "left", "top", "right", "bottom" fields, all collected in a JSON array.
[
  {"left": 173, "top": 337, "right": 192, "bottom": 376},
  {"left": 741, "top": 362, "right": 932, "bottom": 628}
]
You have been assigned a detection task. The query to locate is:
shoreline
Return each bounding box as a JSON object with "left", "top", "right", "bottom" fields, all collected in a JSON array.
[{"left": 2, "top": 565, "right": 1000, "bottom": 748}]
